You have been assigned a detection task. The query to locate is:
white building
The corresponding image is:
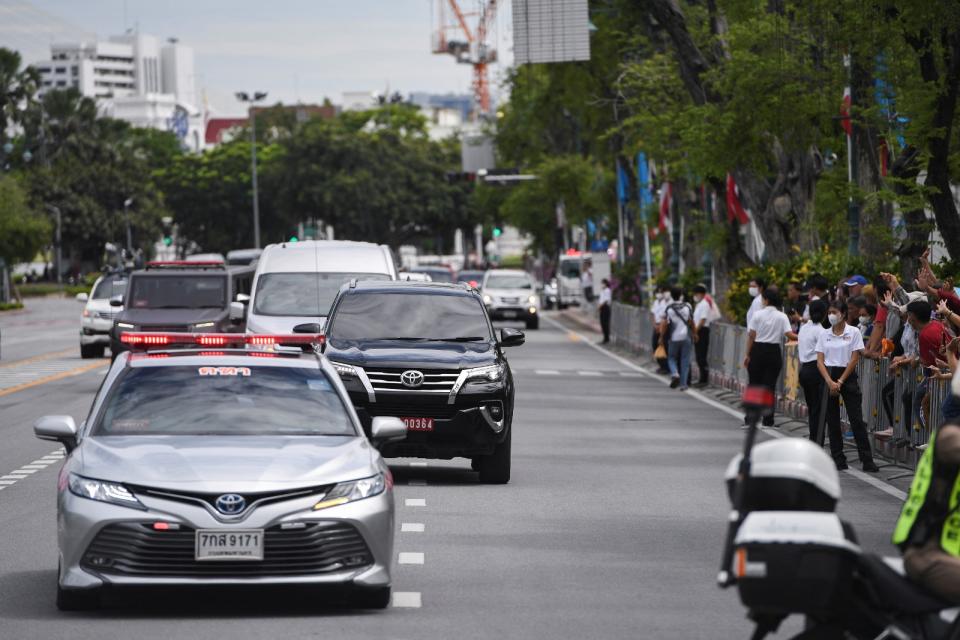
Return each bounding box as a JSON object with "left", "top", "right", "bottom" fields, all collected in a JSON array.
[{"left": 33, "top": 32, "right": 204, "bottom": 151}]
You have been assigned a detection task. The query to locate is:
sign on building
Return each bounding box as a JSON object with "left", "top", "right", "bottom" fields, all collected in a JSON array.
[{"left": 512, "top": 0, "right": 591, "bottom": 64}]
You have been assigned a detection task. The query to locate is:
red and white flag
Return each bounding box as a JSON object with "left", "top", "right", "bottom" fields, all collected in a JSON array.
[
  {"left": 840, "top": 86, "right": 852, "bottom": 137},
  {"left": 656, "top": 181, "right": 673, "bottom": 236},
  {"left": 725, "top": 173, "right": 751, "bottom": 225}
]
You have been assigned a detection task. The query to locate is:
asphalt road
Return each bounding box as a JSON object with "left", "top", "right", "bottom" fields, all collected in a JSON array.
[{"left": 0, "top": 304, "right": 907, "bottom": 639}]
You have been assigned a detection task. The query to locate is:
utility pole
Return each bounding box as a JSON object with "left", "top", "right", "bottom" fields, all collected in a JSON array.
[
  {"left": 45, "top": 205, "right": 62, "bottom": 284},
  {"left": 843, "top": 54, "right": 860, "bottom": 256},
  {"left": 235, "top": 91, "right": 268, "bottom": 248},
  {"left": 123, "top": 197, "right": 134, "bottom": 256}
]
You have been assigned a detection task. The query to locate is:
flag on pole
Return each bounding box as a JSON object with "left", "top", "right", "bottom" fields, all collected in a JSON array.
[
  {"left": 840, "top": 86, "right": 852, "bottom": 137},
  {"left": 657, "top": 182, "right": 673, "bottom": 236},
  {"left": 616, "top": 160, "right": 629, "bottom": 204},
  {"left": 637, "top": 153, "right": 653, "bottom": 217},
  {"left": 725, "top": 174, "right": 751, "bottom": 225}
]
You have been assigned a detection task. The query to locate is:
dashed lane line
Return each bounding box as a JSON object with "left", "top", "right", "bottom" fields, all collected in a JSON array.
[
  {"left": 408, "top": 479, "right": 427, "bottom": 486},
  {"left": 392, "top": 592, "right": 422, "bottom": 608},
  {"left": 535, "top": 369, "right": 560, "bottom": 375},
  {"left": 398, "top": 552, "right": 424, "bottom": 565},
  {"left": 401, "top": 523, "right": 425, "bottom": 533},
  {"left": 543, "top": 315, "right": 909, "bottom": 503},
  {"left": 578, "top": 371, "right": 603, "bottom": 377},
  {"left": 405, "top": 498, "right": 426, "bottom": 507},
  {"left": 0, "top": 448, "right": 64, "bottom": 492},
  {"left": 0, "top": 360, "right": 107, "bottom": 398}
]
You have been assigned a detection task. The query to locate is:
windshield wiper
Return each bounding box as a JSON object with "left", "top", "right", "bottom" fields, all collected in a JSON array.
[{"left": 426, "top": 336, "right": 487, "bottom": 342}]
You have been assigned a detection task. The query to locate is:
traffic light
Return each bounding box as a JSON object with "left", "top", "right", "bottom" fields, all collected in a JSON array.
[
  {"left": 289, "top": 236, "right": 299, "bottom": 242},
  {"left": 163, "top": 236, "right": 172, "bottom": 247},
  {"left": 493, "top": 227, "right": 502, "bottom": 237}
]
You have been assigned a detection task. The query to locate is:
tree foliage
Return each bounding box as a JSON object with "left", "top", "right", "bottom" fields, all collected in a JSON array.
[{"left": 0, "top": 174, "right": 49, "bottom": 265}]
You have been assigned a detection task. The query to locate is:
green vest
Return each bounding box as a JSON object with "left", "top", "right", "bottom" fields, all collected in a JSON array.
[{"left": 893, "top": 433, "right": 960, "bottom": 555}]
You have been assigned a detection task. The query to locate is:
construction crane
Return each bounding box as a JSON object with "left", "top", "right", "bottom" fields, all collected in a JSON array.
[{"left": 432, "top": 0, "right": 498, "bottom": 117}]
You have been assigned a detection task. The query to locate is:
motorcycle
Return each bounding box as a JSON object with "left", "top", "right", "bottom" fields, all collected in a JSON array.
[{"left": 719, "top": 386, "right": 960, "bottom": 639}]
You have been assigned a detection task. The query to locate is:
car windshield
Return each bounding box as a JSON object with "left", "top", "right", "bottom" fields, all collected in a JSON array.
[
  {"left": 253, "top": 272, "right": 392, "bottom": 317},
  {"left": 559, "top": 260, "right": 581, "bottom": 278},
  {"left": 413, "top": 269, "right": 454, "bottom": 283},
  {"left": 456, "top": 271, "right": 484, "bottom": 283},
  {"left": 129, "top": 276, "right": 225, "bottom": 309},
  {"left": 329, "top": 292, "right": 491, "bottom": 341},
  {"left": 486, "top": 275, "right": 532, "bottom": 290},
  {"left": 93, "top": 366, "right": 356, "bottom": 437},
  {"left": 91, "top": 275, "right": 127, "bottom": 300}
]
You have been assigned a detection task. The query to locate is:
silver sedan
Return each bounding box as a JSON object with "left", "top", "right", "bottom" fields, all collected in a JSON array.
[{"left": 34, "top": 338, "right": 406, "bottom": 610}]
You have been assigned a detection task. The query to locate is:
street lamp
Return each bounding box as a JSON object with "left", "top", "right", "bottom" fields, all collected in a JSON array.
[
  {"left": 235, "top": 91, "right": 268, "bottom": 248},
  {"left": 123, "top": 197, "right": 134, "bottom": 256}
]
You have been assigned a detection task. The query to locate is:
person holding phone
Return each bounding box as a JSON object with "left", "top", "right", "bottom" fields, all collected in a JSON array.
[{"left": 816, "top": 300, "right": 879, "bottom": 472}]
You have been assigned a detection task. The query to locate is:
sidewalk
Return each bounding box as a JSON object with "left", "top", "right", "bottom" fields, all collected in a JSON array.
[{"left": 549, "top": 309, "right": 915, "bottom": 498}]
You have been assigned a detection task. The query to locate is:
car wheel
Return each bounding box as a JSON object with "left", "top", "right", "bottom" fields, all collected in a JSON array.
[
  {"left": 477, "top": 429, "right": 511, "bottom": 484},
  {"left": 56, "top": 584, "right": 99, "bottom": 611},
  {"left": 526, "top": 317, "right": 539, "bottom": 330},
  {"left": 79, "top": 343, "right": 101, "bottom": 359},
  {"left": 470, "top": 457, "right": 480, "bottom": 471},
  {"left": 353, "top": 586, "right": 391, "bottom": 609}
]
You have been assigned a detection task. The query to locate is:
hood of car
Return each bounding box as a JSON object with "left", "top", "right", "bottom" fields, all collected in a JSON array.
[
  {"left": 117, "top": 308, "right": 225, "bottom": 325},
  {"left": 325, "top": 339, "right": 497, "bottom": 370},
  {"left": 77, "top": 435, "right": 375, "bottom": 493},
  {"left": 484, "top": 288, "right": 535, "bottom": 299},
  {"left": 246, "top": 314, "right": 327, "bottom": 334}
]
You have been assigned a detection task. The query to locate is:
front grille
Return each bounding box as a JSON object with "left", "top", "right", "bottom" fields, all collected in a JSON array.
[
  {"left": 133, "top": 485, "right": 329, "bottom": 517},
  {"left": 82, "top": 522, "right": 373, "bottom": 577},
  {"left": 366, "top": 368, "right": 459, "bottom": 394},
  {"left": 367, "top": 403, "right": 459, "bottom": 420},
  {"left": 96, "top": 311, "right": 117, "bottom": 320}
]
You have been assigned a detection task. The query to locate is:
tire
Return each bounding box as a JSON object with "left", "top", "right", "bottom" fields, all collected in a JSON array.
[
  {"left": 477, "top": 429, "right": 511, "bottom": 484},
  {"left": 80, "top": 343, "right": 103, "bottom": 359},
  {"left": 525, "top": 317, "right": 539, "bottom": 330},
  {"left": 56, "top": 585, "right": 99, "bottom": 611},
  {"left": 470, "top": 457, "right": 480, "bottom": 471},
  {"left": 353, "top": 586, "right": 391, "bottom": 609}
]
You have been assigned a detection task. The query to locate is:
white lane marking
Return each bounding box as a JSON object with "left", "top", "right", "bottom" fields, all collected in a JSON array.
[
  {"left": 535, "top": 369, "right": 560, "bottom": 375},
  {"left": 543, "top": 315, "right": 910, "bottom": 503},
  {"left": 14, "top": 468, "right": 38, "bottom": 475},
  {"left": 408, "top": 479, "right": 427, "bottom": 486},
  {"left": 1, "top": 474, "right": 28, "bottom": 480},
  {"left": 409, "top": 461, "right": 428, "bottom": 467},
  {"left": 392, "top": 592, "right": 422, "bottom": 608},
  {"left": 398, "top": 552, "right": 424, "bottom": 565},
  {"left": 0, "top": 480, "right": 18, "bottom": 485},
  {"left": 578, "top": 371, "right": 603, "bottom": 377},
  {"left": 619, "top": 372, "right": 644, "bottom": 378},
  {"left": 0, "top": 448, "right": 65, "bottom": 492},
  {"left": 401, "top": 522, "right": 425, "bottom": 533},
  {"left": 21, "top": 464, "right": 50, "bottom": 470},
  {"left": 405, "top": 498, "right": 426, "bottom": 507}
]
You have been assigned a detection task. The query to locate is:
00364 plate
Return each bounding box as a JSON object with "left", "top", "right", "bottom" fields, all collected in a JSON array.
[
  {"left": 195, "top": 529, "right": 264, "bottom": 561},
  {"left": 402, "top": 417, "right": 435, "bottom": 432}
]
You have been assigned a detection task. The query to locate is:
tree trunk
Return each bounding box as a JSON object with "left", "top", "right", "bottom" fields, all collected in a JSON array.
[{"left": 891, "top": 145, "right": 927, "bottom": 281}]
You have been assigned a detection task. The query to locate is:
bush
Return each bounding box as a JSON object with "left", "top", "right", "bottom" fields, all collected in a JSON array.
[
  {"left": 18, "top": 283, "right": 88, "bottom": 297},
  {"left": 0, "top": 301, "right": 24, "bottom": 312}
]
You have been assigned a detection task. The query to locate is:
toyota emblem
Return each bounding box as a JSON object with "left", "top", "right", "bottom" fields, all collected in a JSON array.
[
  {"left": 215, "top": 493, "right": 247, "bottom": 515},
  {"left": 401, "top": 370, "right": 425, "bottom": 388}
]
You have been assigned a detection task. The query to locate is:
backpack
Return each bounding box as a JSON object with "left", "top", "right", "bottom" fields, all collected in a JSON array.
[{"left": 666, "top": 302, "right": 692, "bottom": 340}]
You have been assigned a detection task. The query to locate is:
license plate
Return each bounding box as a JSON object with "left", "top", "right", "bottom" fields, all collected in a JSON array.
[
  {"left": 501, "top": 310, "right": 518, "bottom": 318},
  {"left": 195, "top": 529, "right": 264, "bottom": 561},
  {"left": 402, "top": 417, "right": 435, "bottom": 432}
]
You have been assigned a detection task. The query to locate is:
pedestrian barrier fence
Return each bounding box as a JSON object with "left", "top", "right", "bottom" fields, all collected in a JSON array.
[{"left": 611, "top": 302, "right": 947, "bottom": 469}]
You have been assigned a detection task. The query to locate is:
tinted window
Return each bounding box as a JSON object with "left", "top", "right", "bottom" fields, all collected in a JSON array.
[
  {"left": 92, "top": 275, "right": 127, "bottom": 299},
  {"left": 413, "top": 269, "right": 454, "bottom": 283},
  {"left": 486, "top": 274, "right": 532, "bottom": 289},
  {"left": 130, "top": 276, "right": 225, "bottom": 309},
  {"left": 94, "top": 366, "right": 355, "bottom": 437},
  {"left": 559, "top": 260, "right": 581, "bottom": 278},
  {"left": 329, "top": 292, "right": 491, "bottom": 341},
  {"left": 456, "top": 271, "right": 484, "bottom": 283},
  {"left": 253, "top": 272, "right": 392, "bottom": 317}
]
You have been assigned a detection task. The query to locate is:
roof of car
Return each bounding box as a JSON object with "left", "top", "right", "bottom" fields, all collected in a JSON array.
[
  {"left": 130, "top": 264, "right": 253, "bottom": 277},
  {"left": 256, "top": 240, "right": 392, "bottom": 274},
  {"left": 485, "top": 269, "right": 529, "bottom": 276},
  {"left": 346, "top": 280, "right": 475, "bottom": 295}
]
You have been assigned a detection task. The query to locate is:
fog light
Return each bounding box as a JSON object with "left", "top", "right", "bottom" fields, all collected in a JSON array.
[
  {"left": 85, "top": 555, "right": 113, "bottom": 567},
  {"left": 487, "top": 402, "right": 504, "bottom": 420},
  {"left": 529, "top": 307, "right": 537, "bottom": 314}
]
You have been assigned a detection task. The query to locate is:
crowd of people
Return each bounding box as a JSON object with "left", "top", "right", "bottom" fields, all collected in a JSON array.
[{"left": 647, "top": 249, "right": 960, "bottom": 472}]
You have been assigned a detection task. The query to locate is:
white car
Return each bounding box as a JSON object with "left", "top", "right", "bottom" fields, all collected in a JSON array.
[
  {"left": 481, "top": 269, "right": 540, "bottom": 330},
  {"left": 77, "top": 273, "right": 127, "bottom": 359},
  {"left": 245, "top": 240, "right": 398, "bottom": 334}
]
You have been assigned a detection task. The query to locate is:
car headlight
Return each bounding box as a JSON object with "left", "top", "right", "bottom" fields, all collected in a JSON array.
[
  {"left": 82, "top": 309, "right": 91, "bottom": 318},
  {"left": 527, "top": 295, "right": 537, "bottom": 304},
  {"left": 331, "top": 362, "right": 358, "bottom": 378},
  {"left": 193, "top": 321, "right": 216, "bottom": 330},
  {"left": 68, "top": 473, "right": 145, "bottom": 510},
  {"left": 483, "top": 294, "right": 493, "bottom": 305},
  {"left": 116, "top": 322, "right": 135, "bottom": 329},
  {"left": 464, "top": 363, "right": 504, "bottom": 383},
  {"left": 313, "top": 473, "right": 387, "bottom": 511}
]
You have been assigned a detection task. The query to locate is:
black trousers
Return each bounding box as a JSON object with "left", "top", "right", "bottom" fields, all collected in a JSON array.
[
  {"left": 748, "top": 343, "right": 782, "bottom": 426},
  {"left": 824, "top": 367, "right": 875, "bottom": 464},
  {"left": 695, "top": 327, "right": 710, "bottom": 383},
  {"left": 798, "top": 361, "right": 824, "bottom": 441},
  {"left": 599, "top": 304, "right": 611, "bottom": 342}
]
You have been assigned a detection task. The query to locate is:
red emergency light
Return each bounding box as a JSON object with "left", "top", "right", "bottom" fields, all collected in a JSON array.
[{"left": 119, "top": 332, "right": 324, "bottom": 350}]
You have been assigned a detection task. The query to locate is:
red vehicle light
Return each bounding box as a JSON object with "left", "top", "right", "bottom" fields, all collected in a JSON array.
[
  {"left": 118, "top": 332, "right": 324, "bottom": 351},
  {"left": 742, "top": 386, "right": 775, "bottom": 408},
  {"left": 197, "top": 335, "right": 229, "bottom": 346}
]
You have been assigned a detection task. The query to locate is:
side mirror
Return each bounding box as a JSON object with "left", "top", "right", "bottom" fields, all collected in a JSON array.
[
  {"left": 293, "top": 322, "right": 323, "bottom": 334},
  {"left": 370, "top": 416, "right": 406, "bottom": 447},
  {"left": 75, "top": 292, "right": 89, "bottom": 303},
  {"left": 109, "top": 295, "right": 123, "bottom": 307},
  {"left": 235, "top": 293, "right": 250, "bottom": 303},
  {"left": 499, "top": 327, "right": 525, "bottom": 347},
  {"left": 34, "top": 415, "right": 78, "bottom": 452},
  {"left": 229, "top": 301, "right": 246, "bottom": 321}
]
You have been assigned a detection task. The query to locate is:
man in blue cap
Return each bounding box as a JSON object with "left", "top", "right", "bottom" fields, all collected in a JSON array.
[{"left": 844, "top": 274, "right": 868, "bottom": 300}]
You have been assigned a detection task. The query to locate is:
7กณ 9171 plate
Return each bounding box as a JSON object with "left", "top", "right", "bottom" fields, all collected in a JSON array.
[{"left": 195, "top": 529, "right": 264, "bottom": 561}]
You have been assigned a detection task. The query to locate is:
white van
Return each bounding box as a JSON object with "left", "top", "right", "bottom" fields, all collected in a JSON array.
[{"left": 244, "top": 240, "right": 397, "bottom": 333}]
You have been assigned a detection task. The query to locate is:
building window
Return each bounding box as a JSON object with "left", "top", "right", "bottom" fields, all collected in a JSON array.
[
  {"left": 56, "top": 80, "right": 66, "bottom": 87},
  {"left": 38, "top": 66, "right": 51, "bottom": 73},
  {"left": 43, "top": 81, "right": 52, "bottom": 87},
  {"left": 72, "top": 80, "right": 79, "bottom": 88},
  {"left": 55, "top": 67, "right": 66, "bottom": 73},
  {"left": 72, "top": 66, "right": 78, "bottom": 75}
]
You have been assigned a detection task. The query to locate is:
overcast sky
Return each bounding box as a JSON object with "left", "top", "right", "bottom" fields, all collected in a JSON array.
[{"left": 2, "top": 0, "right": 514, "bottom": 116}]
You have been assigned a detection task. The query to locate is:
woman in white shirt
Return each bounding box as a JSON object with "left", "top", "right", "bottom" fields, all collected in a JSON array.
[
  {"left": 816, "top": 300, "right": 879, "bottom": 472},
  {"left": 797, "top": 299, "right": 827, "bottom": 442},
  {"left": 692, "top": 284, "right": 716, "bottom": 386},
  {"left": 743, "top": 289, "right": 797, "bottom": 426},
  {"left": 598, "top": 279, "right": 612, "bottom": 344}
]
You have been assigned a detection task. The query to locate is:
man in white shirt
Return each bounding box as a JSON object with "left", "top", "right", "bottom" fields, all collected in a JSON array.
[
  {"left": 581, "top": 260, "right": 594, "bottom": 304},
  {"left": 659, "top": 287, "right": 695, "bottom": 391},
  {"left": 692, "top": 284, "right": 714, "bottom": 386},
  {"left": 745, "top": 277, "right": 766, "bottom": 327},
  {"left": 598, "top": 279, "right": 612, "bottom": 344}
]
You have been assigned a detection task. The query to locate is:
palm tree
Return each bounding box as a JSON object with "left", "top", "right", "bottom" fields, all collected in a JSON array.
[{"left": 0, "top": 48, "right": 39, "bottom": 139}]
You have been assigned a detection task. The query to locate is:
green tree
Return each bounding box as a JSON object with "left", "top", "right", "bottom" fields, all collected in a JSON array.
[
  {"left": 0, "top": 174, "right": 50, "bottom": 265},
  {"left": 0, "top": 48, "right": 39, "bottom": 140}
]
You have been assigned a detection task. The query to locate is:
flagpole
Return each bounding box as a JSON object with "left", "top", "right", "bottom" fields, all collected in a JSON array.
[{"left": 844, "top": 54, "right": 860, "bottom": 256}]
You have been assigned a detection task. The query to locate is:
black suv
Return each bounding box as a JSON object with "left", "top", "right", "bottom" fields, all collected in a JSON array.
[
  {"left": 109, "top": 261, "right": 254, "bottom": 358},
  {"left": 323, "top": 281, "right": 523, "bottom": 483}
]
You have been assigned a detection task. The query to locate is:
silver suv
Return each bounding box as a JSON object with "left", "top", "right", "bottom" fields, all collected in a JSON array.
[{"left": 481, "top": 269, "right": 540, "bottom": 330}]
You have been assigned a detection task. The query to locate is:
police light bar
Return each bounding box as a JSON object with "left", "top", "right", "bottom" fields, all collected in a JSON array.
[
  {"left": 145, "top": 260, "right": 225, "bottom": 269},
  {"left": 742, "top": 386, "right": 775, "bottom": 408},
  {"left": 119, "top": 332, "right": 323, "bottom": 350}
]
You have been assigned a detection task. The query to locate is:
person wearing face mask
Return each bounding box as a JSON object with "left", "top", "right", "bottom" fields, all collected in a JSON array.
[
  {"left": 692, "top": 284, "right": 718, "bottom": 387},
  {"left": 798, "top": 299, "right": 828, "bottom": 441},
  {"left": 743, "top": 288, "right": 796, "bottom": 426},
  {"left": 598, "top": 278, "right": 612, "bottom": 344},
  {"left": 816, "top": 300, "right": 880, "bottom": 471},
  {"left": 651, "top": 286, "right": 671, "bottom": 373},
  {"left": 745, "top": 277, "right": 766, "bottom": 327},
  {"left": 859, "top": 303, "right": 876, "bottom": 338}
]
